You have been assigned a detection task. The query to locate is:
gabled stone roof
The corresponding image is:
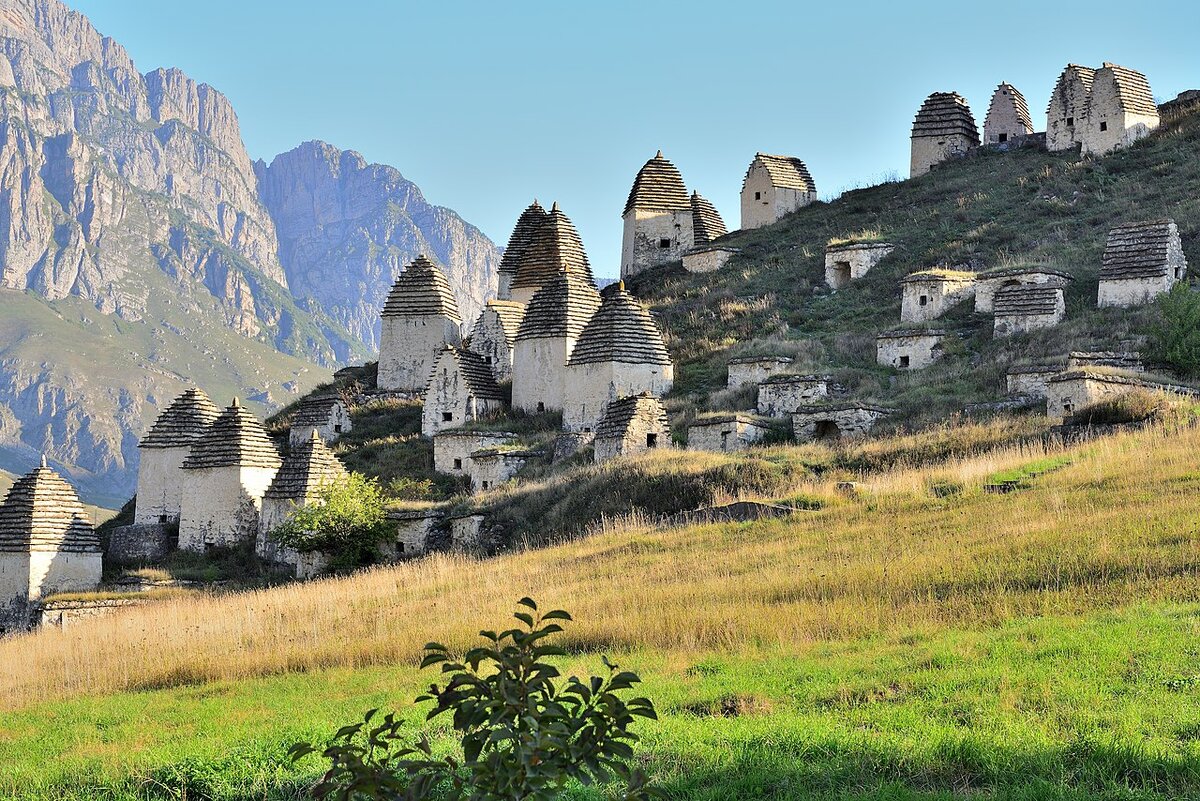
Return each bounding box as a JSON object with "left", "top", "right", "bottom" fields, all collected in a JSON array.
[
  {"left": 760, "top": 373, "right": 831, "bottom": 386},
  {"left": 1047, "top": 65, "right": 1097, "bottom": 114},
  {"left": 900, "top": 269, "right": 976, "bottom": 284},
  {"left": 746, "top": 153, "right": 817, "bottom": 193},
  {"left": 139, "top": 387, "right": 221, "bottom": 449},
  {"left": 0, "top": 459, "right": 98, "bottom": 553},
  {"left": 515, "top": 272, "right": 602, "bottom": 341},
  {"left": 510, "top": 202, "right": 595, "bottom": 290},
  {"left": 567, "top": 282, "right": 672, "bottom": 366},
  {"left": 436, "top": 346, "right": 504, "bottom": 401},
  {"left": 690, "top": 192, "right": 728, "bottom": 246},
  {"left": 264, "top": 431, "right": 348, "bottom": 501},
  {"left": 497, "top": 200, "right": 547, "bottom": 282},
  {"left": 876, "top": 328, "right": 948, "bottom": 339},
  {"left": 1101, "top": 220, "right": 1182, "bottom": 280},
  {"left": 181, "top": 398, "right": 282, "bottom": 470},
  {"left": 825, "top": 241, "right": 894, "bottom": 254},
  {"left": 291, "top": 395, "right": 346, "bottom": 427},
  {"left": 382, "top": 255, "right": 462, "bottom": 322},
  {"left": 728, "top": 355, "right": 793, "bottom": 366},
  {"left": 474, "top": 300, "right": 526, "bottom": 348},
  {"left": 911, "top": 93, "right": 979, "bottom": 143},
  {"left": 595, "top": 393, "right": 669, "bottom": 440},
  {"left": 793, "top": 402, "right": 895, "bottom": 415},
  {"left": 985, "top": 83, "right": 1033, "bottom": 132},
  {"left": 1096, "top": 62, "right": 1158, "bottom": 116},
  {"left": 980, "top": 266, "right": 1074, "bottom": 281},
  {"left": 623, "top": 151, "right": 690, "bottom": 215},
  {"left": 994, "top": 285, "right": 1063, "bottom": 316}
]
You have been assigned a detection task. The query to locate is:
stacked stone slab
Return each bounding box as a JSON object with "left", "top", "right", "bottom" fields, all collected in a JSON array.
[
  {"left": 288, "top": 395, "right": 352, "bottom": 447},
  {"left": 512, "top": 272, "right": 602, "bottom": 414},
  {"left": 740, "top": 153, "right": 817, "bottom": 229},
  {"left": 793, "top": 404, "right": 892, "bottom": 443},
  {"left": 824, "top": 242, "right": 895, "bottom": 289},
  {"left": 0, "top": 458, "right": 100, "bottom": 631},
  {"left": 983, "top": 83, "right": 1034, "bottom": 145},
  {"left": 621, "top": 151, "right": 695, "bottom": 279},
  {"left": 1047, "top": 63, "right": 1159, "bottom": 155},
  {"left": 467, "top": 300, "right": 525, "bottom": 381},
  {"left": 594, "top": 393, "right": 671, "bottom": 463},
  {"left": 727, "top": 355, "right": 793, "bottom": 389},
  {"left": 422, "top": 346, "right": 505, "bottom": 437},
  {"left": 993, "top": 285, "right": 1065, "bottom": 337},
  {"left": 1097, "top": 220, "right": 1187, "bottom": 308},
  {"left": 135, "top": 387, "right": 221, "bottom": 525},
  {"left": 562, "top": 282, "right": 673, "bottom": 431},
  {"left": 497, "top": 200, "right": 548, "bottom": 301},
  {"left": 508, "top": 202, "right": 595, "bottom": 305},
  {"left": 378, "top": 255, "right": 463, "bottom": 392},
  {"left": 876, "top": 329, "right": 948, "bottom": 370},
  {"left": 910, "top": 92, "right": 979, "bottom": 177},
  {"left": 900, "top": 270, "right": 976, "bottom": 323},
  {"left": 690, "top": 192, "right": 728, "bottom": 246},
  {"left": 687, "top": 414, "right": 770, "bottom": 452},
  {"left": 975, "top": 267, "right": 1073, "bottom": 313},
  {"left": 178, "top": 399, "right": 282, "bottom": 552},
  {"left": 258, "top": 431, "right": 349, "bottom": 577},
  {"left": 756, "top": 374, "right": 830, "bottom": 417}
]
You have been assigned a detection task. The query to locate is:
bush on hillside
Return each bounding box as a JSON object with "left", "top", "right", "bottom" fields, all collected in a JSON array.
[
  {"left": 1145, "top": 284, "right": 1200, "bottom": 378},
  {"left": 1065, "top": 389, "right": 1170, "bottom": 427},
  {"left": 291, "top": 598, "right": 660, "bottom": 800},
  {"left": 269, "top": 473, "right": 392, "bottom": 568}
]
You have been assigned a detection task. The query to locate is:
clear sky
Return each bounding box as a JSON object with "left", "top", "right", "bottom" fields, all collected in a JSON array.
[{"left": 71, "top": 0, "right": 1200, "bottom": 279}]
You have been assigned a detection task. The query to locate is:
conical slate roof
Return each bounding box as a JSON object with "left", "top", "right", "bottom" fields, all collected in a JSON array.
[
  {"left": 1096, "top": 62, "right": 1158, "bottom": 115},
  {"left": 623, "top": 151, "right": 690, "bottom": 215},
  {"left": 515, "top": 272, "right": 602, "bottom": 341},
  {"left": 595, "top": 393, "right": 669, "bottom": 440},
  {"left": 291, "top": 395, "right": 346, "bottom": 427},
  {"left": 435, "top": 346, "right": 504, "bottom": 401},
  {"left": 497, "top": 200, "right": 548, "bottom": 281},
  {"left": 985, "top": 83, "right": 1033, "bottom": 133},
  {"left": 182, "top": 399, "right": 282, "bottom": 470},
  {"left": 510, "top": 202, "right": 596, "bottom": 290},
  {"left": 264, "top": 430, "right": 348, "bottom": 501},
  {"left": 381, "top": 255, "right": 462, "bottom": 322},
  {"left": 567, "top": 282, "right": 672, "bottom": 366},
  {"left": 745, "top": 153, "right": 816, "bottom": 193},
  {"left": 139, "top": 388, "right": 221, "bottom": 449},
  {"left": 474, "top": 300, "right": 526, "bottom": 348},
  {"left": 1101, "top": 220, "right": 1184, "bottom": 280},
  {"left": 1047, "top": 65, "right": 1096, "bottom": 114},
  {"left": 911, "top": 93, "right": 979, "bottom": 142},
  {"left": 0, "top": 459, "right": 98, "bottom": 553},
  {"left": 690, "top": 192, "right": 728, "bottom": 246}
]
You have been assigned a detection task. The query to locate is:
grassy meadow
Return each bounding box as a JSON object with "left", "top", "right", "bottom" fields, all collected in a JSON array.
[{"left": 4, "top": 420, "right": 1200, "bottom": 798}]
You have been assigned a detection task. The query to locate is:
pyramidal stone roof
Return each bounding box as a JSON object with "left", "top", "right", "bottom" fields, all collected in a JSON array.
[
  {"left": 0, "top": 459, "right": 98, "bottom": 554},
  {"left": 985, "top": 83, "right": 1033, "bottom": 132},
  {"left": 596, "top": 393, "right": 669, "bottom": 440},
  {"left": 623, "top": 151, "right": 691, "bottom": 215},
  {"left": 690, "top": 192, "right": 728, "bottom": 246},
  {"left": 497, "top": 200, "right": 548, "bottom": 281},
  {"left": 139, "top": 387, "right": 221, "bottom": 449},
  {"left": 382, "top": 255, "right": 462, "bottom": 322},
  {"left": 292, "top": 395, "right": 346, "bottom": 427},
  {"left": 475, "top": 300, "right": 526, "bottom": 348},
  {"left": 747, "top": 153, "right": 817, "bottom": 193},
  {"left": 993, "top": 285, "right": 1063, "bottom": 316},
  {"left": 515, "top": 271, "right": 602, "bottom": 342},
  {"left": 510, "top": 202, "right": 596, "bottom": 290},
  {"left": 1097, "top": 62, "right": 1158, "bottom": 116},
  {"left": 1047, "top": 64, "right": 1097, "bottom": 114},
  {"left": 911, "top": 92, "right": 979, "bottom": 143},
  {"left": 439, "top": 346, "right": 504, "bottom": 401},
  {"left": 264, "top": 431, "right": 348, "bottom": 501},
  {"left": 182, "top": 398, "right": 282, "bottom": 470},
  {"left": 567, "top": 282, "right": 672, "bottom": 366},
  {"left": 1101, "top": 220, "right": 1184, "bottom": 280}
]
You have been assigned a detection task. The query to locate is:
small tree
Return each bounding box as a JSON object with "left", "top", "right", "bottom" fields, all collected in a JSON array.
[
  {"left": 269, "top": 473, "right": 392, "bottom": 568},
  {"left": 1148, "top": 283, "right": 1200, "bottom": 378},
  {"left": 290, "top": 599, "right": 660, "bottom": 800}
]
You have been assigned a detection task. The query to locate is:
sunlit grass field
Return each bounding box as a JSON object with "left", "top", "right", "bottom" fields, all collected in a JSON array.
[{"left": 4, "top": 420, "right": 1200, "bottom": 799}]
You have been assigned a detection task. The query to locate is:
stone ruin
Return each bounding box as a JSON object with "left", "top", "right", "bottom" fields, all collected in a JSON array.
[
  {"left": 1067, "top": 351, "right": 1149, "bottom": 373},
  {"left": 992, "top": 284, "right": 1065, "bottom": 338},
  {"left": 1046, "top": 369, "right": 1199, "bottom": 422},
  {"left": 388, "top": 507, "right": 440, "bottom": 557},
  {"left": 288, "top": 395, "right": 352, "bottom": 448},
  {"left": 900, "top": 269, "right": 976, "bottom": 323},
  {"left": 593, "top": 393, "right": 671, "bottom": 463},
  {"left": 1006, "top": 364, "right": 1063, "bottom": 399},
  {"left": 467, "top": 300, "right": 525, "bottom": 382},
  {"left": 682, "top": 245, "right": 740, "bottom": 274},
  {"left": 876, "top": 329, "right": 947, "bottom": 370},
  {"left": 421, "top": 345, "right": 505, "bottom": 437},
  {"left": 1097, "top": 220, "right": 1187, "bottom": 308},
  {"left": 433, "top": 430, "right": 519, "bottom": 485},
  {"left": 740, "top": 153, "right": 817, "bottom": 230},
  {"left": 983, "top": 83, "right": 1034, "bottom": 146},
  {"left": 378, "top": 255, "right": 463, "bottom": 392},
  {"left": 756, "top": 374, "right": 831, "bottom": 418},
  {"left": 727, "top": 355, "right": 793, "bottom": 389},
  {"left": 470, "top": 448, "right": 539, "bottom": 492},
  {"left": 824, "top": 241, "right": 895, "bottom": 289},
  {"left": 974, "top": 267, "right": 1073, "bottom": 313},
  {"left": 0, "top": 457, "right": 100, "bottom": 632},
  {"left": 910, "top": 92, "right": 979, "bottom": 177},
  {"left": 1047, "top": 63, "right": 1159, "bottom": 156},
  {"left": 686, "top": 414, "right": 771, "bottom": 453},
  {"left": 792, "top": 404, "right": 892, "bottom": 443}
]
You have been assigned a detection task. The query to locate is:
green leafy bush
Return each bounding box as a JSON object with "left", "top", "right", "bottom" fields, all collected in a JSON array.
[
  {"left": 1148, "top": 283, "right": 1200, "bottom": 378},
  {"left": 269, "top": 473, "right": 392, "bottom": 567},
  {"left": 291, "top": 599, "right": 660, "bottom": 800}
]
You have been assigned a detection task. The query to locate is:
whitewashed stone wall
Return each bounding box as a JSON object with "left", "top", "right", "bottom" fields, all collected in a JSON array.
[
  {"left": 910, "top": 135, "right": 974, "bottom": 178},
  {"left": 1006, "top": 367, "right": 1061, "bottom": 398},
  {"left": 1046, "top": 374, "right": 1136, "bottom": 421},
  {"left": 433, "top": 432, "right": 516, "bottom": 477},
  {"left": 471, "top": 451, "right": 532, "bottom": 492},
  {"left": 976, "top": 273, "right": 1067, "bottom": 313},
  {"left": 512, "top": 337, "right": 572, "bottom": 413},
  {"left": 468, "top": 311, "right": 516, "bottom": 381},
  {"left": 756, "top": 377, "right": 829, "bottom": 418},
  {"left": 134, "top": 446, "right": 190, "bottom": 525},
  {"left": 37, "top": 598, "right": 144, "bottom": 629},
  {"left": 621, "top": 208, "right": 694, "bottom": 279},
  {"left": 901, "top": 276, "right": 976, "bottom": 323},
  {"left": 378, "top": 317, "right": 462, "bottom": 392},
  {"left": 876, "top": 333, "right": 946, "bottom": 370},
  {"left": 595, "top": 408, "right": 671, "bottom": 464},
  {"left": 793, "top": 406, "right": 889, "bottom": 442},
  {"left": 1082, "top": 67, "right": 1159, "bottom": 156},
  {"left": 562, "top": 362, "right": 673, "bottom": 432},
  {"left": 683, "top": 247, "right": 737, "bottom": 274},
  {"left": 0, "top": 549, "right": 102, "bottom": 621},
  {"left": 422, "top": 356, "right": 504, "bottom": 438},
  {"left": 687, "top": 417, "right": 769, "bottom": 452},
  {"left": 727, "top": 357, "right": 793, "bottom": 390},
  {"left": 824, "top": 244, "right": 894, "bottom": 289},
  {"left": 390, "top": 509, "right": 440, "bottom": 556},
  {"left": 1047, "top": 69, "right": 1092, "bottom": 152},
  {"left": 289, "top": 402, "right": 352, "bottom": 448},
  {"left": 178, "top": 465, "right": 277, "bottom": 551},
  {"left": 993, "top": 292, "right": 1065, "bottom": 338},
  {"left": 740, "top": 164, "right": 816, "bottom": 229},
  {"left": 450, "top": 514, "right": 487, "bottom": 551},
  {"left": 1098, "top": 275, "right": 1176, "bottom": 309}
]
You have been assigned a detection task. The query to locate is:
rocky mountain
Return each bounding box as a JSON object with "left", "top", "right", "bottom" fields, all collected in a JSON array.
[
  {"left": 257, "top": 142, "right": 498, "bottom": 348},
  {"left": 0, "top": 0, "right": 500, "bottom": 505}
]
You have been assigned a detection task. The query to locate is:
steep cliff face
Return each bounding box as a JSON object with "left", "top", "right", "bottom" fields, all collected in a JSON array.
[{"left": 256, "top": 141, "right": 499, "bottom": 348}]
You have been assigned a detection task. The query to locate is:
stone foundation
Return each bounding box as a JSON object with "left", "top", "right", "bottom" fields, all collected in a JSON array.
[
  {"left": 683, "top": 247, "right": 738, "bottom": 274},
  {"left": 107, "top": 523, "right": 177, "bottom": 563}
]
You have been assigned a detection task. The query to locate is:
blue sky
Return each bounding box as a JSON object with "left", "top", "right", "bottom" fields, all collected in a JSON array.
[{"left": 72, "top": 0, "right": 1200, "bottom": 279}]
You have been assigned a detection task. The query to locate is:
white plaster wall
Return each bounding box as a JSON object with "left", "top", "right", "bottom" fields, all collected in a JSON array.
[
  {"left": 876, "top": 335, "right": 945, "bottom": 370},
  {"left": 27, "top": 551, "right": 102, "bottom": 599},
  {"left": 910, "top": 135, "right": 973, "bottom": 178},
  {"left": 0, "top": 553, "right": 31, "bottom": 620},
  {"left": 289, "top": 404, "right": 352, "bottom": 448},
  {"left": 134, "top": 446, "right": 189, "bottom": 525},
  {"left": 468, "top": 311, "right": 515, "bottom": 381},
  {"left": 824, "top": 245, "right": 893, "bottom": 289},
  {"left": 688, "top": 421, "right": 767, "bottom": 452},
  {"left": 433, "top": 433, "right": 515, "bottom": 476},
  {"left": 976, "top": 275, "right": 1062, "bottom": 313},
  {"left": 1098, "top": 276, "right": 1174, "bottom": 308},
  {"left": 621, "top": 209, "right": 694, "bottom": 279},
  {"left": 683, "top": 249, "right": 735, "bottom": 274},
  {"left": 562, "top": 362, "right": 674, "bottom": 432},
  {"left": 178, "top": 465, "right": 277, "bottom": 551},
  {"left": 757, "top": 380, "right": 829, "bottom": 417},
  {"left": 512, "top": 337, "right": 572, "bottom": 413},
  {"left": 378, "top": 317, "right": 462, "bottom": 392},
  {"left": 422, "top": 353, "right": 504, "bottom": 437},
  {"left": 793, "top": 409, "right": 885, "bottom": 442},
  {"left": 727, "top": 360, "right": 792, "bottom": 390},
  {"left": 740, "top": 165, "right": 815, "bottom": 230},
  {"left": 994, "top": 305, "right": 1065, "bottom": 338},
  {"left": 1046, "top": 377, "right": 1129, "bottom": 422},
  {"left": 901, "top": 280, "right": 975, "bottom": 323},
  {"left": 1083, "top": 70, "right": 1159, "bottom": 156}
]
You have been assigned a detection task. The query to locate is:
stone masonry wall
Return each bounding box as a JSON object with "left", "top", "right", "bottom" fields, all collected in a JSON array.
[
  {"left": 727, "top": 358, "right": 792, "bottom": 390},
  {"left": 134, "top": 446, "right": 190, "bottom": 525},
  {"left": 876, "top": 334, "right": 946, "bottom": 370},
  {"left": 378, "top": 316, "right": 462, "bottom": 392},
  {"left": 108, "top": 523, "right": 177, "bottom": 563},
  {"left": 178, "top": 465, "right": 277, "bottom": 551},
  {"left": 756, "top": 378, "right": 829, "bottom": 417},
  {"left": 621, "top": 208, "right": 694, "bottom": 279},
  {"left": 740, "top": 165, "right": 815, "bottom": 230},
  {"left": 563, "top": 361, "right": 673, "bottom": 432},
  {"left": 688, "top": 419, "right": 769, "bottom": 452},
  {"left": 793, "top": 407, "right": 887, "bottom": 442},
  {"left": 1098, "top": 275, "right": 1175, "bottom": 308},
  {"left": 683, "top": 248, "right": 736, "bottom": 274},
  {"left": 824, "top": 244, "right": 894, "bottom": 289},
  {"left": 910, "top": 134, "right": 974, "bottom": 178},
  {"left": 512, "top": 337, "right": 572, "bottom": 413},
  {"left": 901, "top": 278, "right": 975, "bottom": 323}
]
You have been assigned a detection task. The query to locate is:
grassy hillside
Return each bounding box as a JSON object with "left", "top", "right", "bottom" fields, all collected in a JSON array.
[{"left": 5, "top": 420, "right": 1200, "bottom": 798}]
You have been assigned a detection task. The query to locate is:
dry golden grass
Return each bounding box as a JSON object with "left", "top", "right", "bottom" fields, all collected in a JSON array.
[{"left": 4, "top": 421, "right": 1200, "bottom": 711}]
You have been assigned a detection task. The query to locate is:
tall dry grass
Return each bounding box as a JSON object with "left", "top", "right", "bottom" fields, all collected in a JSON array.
[{"left": 4, "top": 422, "right": 1200, "bottom": 710}]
